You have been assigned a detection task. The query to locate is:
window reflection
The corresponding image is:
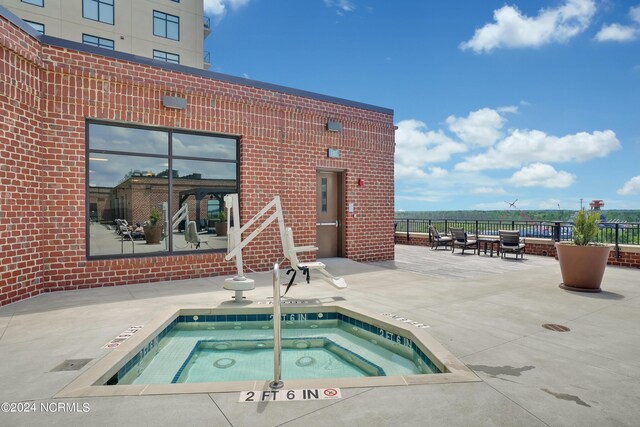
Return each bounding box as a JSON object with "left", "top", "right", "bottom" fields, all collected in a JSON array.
[
  {"left": 88, "top": 154, "right": 169, "bottom": 257},
  {"left": 173, "top": 133, "right": 237, "bottom": 160},
  {"left": 89, "top": 123, "right": 168, "bottom": 155},
  {"left": 87, "top": 122, "right": 238, "bottom": 258},
  {"left": 170, "top": 160, "right": 236, "bottom": 252}
]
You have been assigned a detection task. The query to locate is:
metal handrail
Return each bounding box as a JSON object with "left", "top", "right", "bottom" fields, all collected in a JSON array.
[
  {"left": 269, "top": 263, "right": 283, "bottom": 390},
  {"left": 394, "top": 218, "right": 640, "bottom": 260}
]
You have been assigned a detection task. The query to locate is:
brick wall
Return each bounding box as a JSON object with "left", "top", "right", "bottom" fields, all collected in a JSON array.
[
  {"left": 0, "top": 16, "right": 45, "bottom": 305},
  {"left": 0, "top": 13, "right": 395, "bottom": 306}
]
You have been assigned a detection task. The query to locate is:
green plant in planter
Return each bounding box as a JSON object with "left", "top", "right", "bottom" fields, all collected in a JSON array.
[
  {"left": 572, "top": 208, "right": 601, "bottom": 245},
  {"left": 557, "top": 208, "right": 610, "bottom": 292},
  {"left": 218, "top": 209, "right": 226, "bottom": 222},
  {"left": 148, "top": 208, "right": 162, "bottom": 226}
]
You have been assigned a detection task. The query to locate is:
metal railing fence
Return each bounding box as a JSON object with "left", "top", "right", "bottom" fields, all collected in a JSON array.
[{"left": 394, "top": 218, "right": 640, "bottom": 259}]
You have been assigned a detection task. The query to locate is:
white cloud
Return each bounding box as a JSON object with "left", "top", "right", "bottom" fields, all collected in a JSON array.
[
  {"left": 324, "top": 0, "right": 355, "bottom": 14},
  {"left": 595, "top": 23, "right": 638, "bottom": 42},
  {"left": 395, "top": 165, "right": 428, "bottom": 180},
  {"left": 509, "top": 163, "right": 576, "bottom": 188},
  {"left": 394, "top": 165, "right": 448, "bottom": 181},
  {"left": 445, "top": 108, "right": 508, "bottom": 147},
  {"left": 472, "top": 186, "right": 506, "bottom": 194},
  {"left": 455, "top": 129, "right": 621, "bottom": 171},
  {"left": 460, "top": 0, "right": 596, "bottom": 53},
  {"left": 204, "top": 0, "right": 251, "bottom": 18},
  {"left": 595, "top": 4, "right": 640, "bottom": 42},
  {"left": 632, "top": 5, "right": 640, "bottom": 24},
  {"left": 394, "top": 119, "right": 466, "bottom": 180},
  {"left": 497, "top": 105, "right": 520, "bottom": 114},
  {"left": 539, "top": 198, "right": 564, "bottom": 209},
  {"left": 617, "top": 176, "right": 640, "bottom": 195},
  {"left": 429, "top": 167, "right": 449, "bottom": 178}
]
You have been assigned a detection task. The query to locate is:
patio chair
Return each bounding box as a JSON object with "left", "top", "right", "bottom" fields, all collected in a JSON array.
[
  {"left": 450, "top": 227, "right": 477, "bottom": 255},
  {"left": 499, "top": 230, "right": 525, "bottom": 260},
  {"left": 185, "top": 221, "right": 201, "bottom": 248},
  {"left": 282, "top": 227, "right": 346, "bottom": 295},
  {"left": 428, "top": 225, "right": 452, "bottom": 250}
]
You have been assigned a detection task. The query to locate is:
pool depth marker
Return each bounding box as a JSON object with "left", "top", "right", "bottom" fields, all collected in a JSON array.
[
  {"left": 239, "top": 388, "right": 342, "bottom": 403},
  {"left": 102, "top": 325, "right": 144, "bottom": 349}
]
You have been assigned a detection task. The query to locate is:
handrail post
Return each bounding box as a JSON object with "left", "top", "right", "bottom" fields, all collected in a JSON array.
[
  {"left": 269, "top": 263, "right": 284, "bottom": 390},
  {"left": 615, "top": 223, "right": 620, "bottom": 260},
  {"left": 406, "top": 219, "right": 410, "bottom": 242}
]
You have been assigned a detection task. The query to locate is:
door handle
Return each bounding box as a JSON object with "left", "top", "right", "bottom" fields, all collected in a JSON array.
[{"left": 316, "top": 220, "right": 339, "bottom": 227}]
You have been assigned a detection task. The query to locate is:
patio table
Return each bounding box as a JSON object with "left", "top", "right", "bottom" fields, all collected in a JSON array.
[{"left": 477, "top": 237, "right": 500, "bottom": 257}]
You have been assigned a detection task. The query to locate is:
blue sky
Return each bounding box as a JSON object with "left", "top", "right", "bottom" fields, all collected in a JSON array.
[{"left": 203, "top": 0, "right": 640, "bottom": 211}]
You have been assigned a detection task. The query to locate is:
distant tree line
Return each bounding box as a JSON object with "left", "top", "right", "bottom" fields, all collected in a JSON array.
[{"left": 394, "top": 210, "right": 640, "bottom": 223}]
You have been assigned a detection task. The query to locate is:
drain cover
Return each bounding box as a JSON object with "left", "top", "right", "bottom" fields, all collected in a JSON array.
[
  {"left": 542, "top": 324, "right": 570, "bottom": 332},
  {"left": 50, "top": 359, "right": 92, "bottom": 372}
]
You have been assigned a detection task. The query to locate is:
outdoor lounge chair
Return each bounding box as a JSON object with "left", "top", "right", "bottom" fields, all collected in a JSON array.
[
  {"left": 282, "top": 227, "right": 346, "bottom": 294},
  {"left": 185, "top": 221, "right": 201, "bottom": 248},
  {"left": 499, "top": 230, "right": 525, "bottom": 259},
  {"left": 428, "top": 225, "right": 452, "bottom": 250},
  {"left": 450, "top": 227, "right": 477, "bottom": 255}
]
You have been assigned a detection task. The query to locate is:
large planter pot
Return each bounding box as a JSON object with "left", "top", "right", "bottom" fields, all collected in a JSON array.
[
  {"left": 143, "top": 224, "right": 162, "bottom": 244},
  {"left": 555, "top": 243, "right": 611, "bottom": 292},
  {"left": 215, "top": 222, "right": 227, "bottom": 237}
]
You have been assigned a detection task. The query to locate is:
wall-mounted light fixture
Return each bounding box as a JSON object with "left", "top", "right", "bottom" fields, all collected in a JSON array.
[
  {"left": 326, "top": 120, "right": 342, "bottom": 132},
  {"left": 357, "top": 178, "right": 365, "bottom": 187},
  {"left": 163, "top": 95, "right": 187, "bottom": 110}
]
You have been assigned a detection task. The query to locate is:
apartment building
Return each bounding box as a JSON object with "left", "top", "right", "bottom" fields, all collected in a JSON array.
[{"left": 0, "top": 0, "right": 211, "bottom": 68}]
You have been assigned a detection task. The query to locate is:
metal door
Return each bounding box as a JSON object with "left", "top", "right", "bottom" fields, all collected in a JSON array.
[{"left": 316, "top": 171, "right": 342, "bottom": 257}]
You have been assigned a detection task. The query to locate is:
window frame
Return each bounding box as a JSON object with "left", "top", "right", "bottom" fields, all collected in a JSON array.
[
  {"left": 82, "top": 0, "right": 114, "bottom": 25},
  {"left": 153, "top": 49, "right": 180, "bottom": 64},
  {"left": 21, "top": 0, "right": 44, "bottom": 7},
  {"left": 85, "top": 120, "right": 240, "bottom": 260},
  {"left": 153, "top": 10, "right": 180, "bottom": 41},
  {"left": 23, "top": 20, "right": 44, "bottom": 34},
  {"left": 82, "top": 33, "right": 115, "bottom": 50}
]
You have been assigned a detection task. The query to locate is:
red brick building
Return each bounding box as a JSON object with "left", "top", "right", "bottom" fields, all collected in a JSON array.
[{"left": 0, "top": 8, "right": 395, "bottom": 306}]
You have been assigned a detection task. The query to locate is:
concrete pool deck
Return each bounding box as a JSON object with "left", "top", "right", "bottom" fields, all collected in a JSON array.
[{"left": 1, "top": 245, "right": 639, "bottom": 426}]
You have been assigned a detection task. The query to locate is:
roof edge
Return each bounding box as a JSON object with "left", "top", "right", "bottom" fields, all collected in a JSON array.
[{"left": 1, "top": 6, "right": 393, "bottom": 116}]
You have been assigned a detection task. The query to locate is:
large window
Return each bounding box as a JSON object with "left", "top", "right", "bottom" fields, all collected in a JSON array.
[
  {"left": 83, "top": 34, "right": 114, "bottom": 50},
  {"left": 153, "top": 50, "right": 180, "bottom": 64},
  {"left": 87, "top": 122, "right": 239, "bottom": 258},
  {"left": 153, "top": 10, "right": 179, "bottom": 40},
  {"left": 83, "top": 0, "right": 114, "bottom": 25}
]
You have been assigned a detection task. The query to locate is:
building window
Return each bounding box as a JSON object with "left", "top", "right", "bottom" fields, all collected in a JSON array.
[
  {"left": 87, "top": 121, "right": 239, "bottom": 259},
  {"left": 22, "top": 0, "right": 44, "bottom": 6},
  {"left": 82, "top": 34, "right": 114, "bottom": 50},
  {"left": 83, "top": 0, "right": 114, "bottom": 25},
  {"left": 153, "top": 50, "right": 180, "bottom": 64},
  {"left": 24, "top": 20, "right": 44, "bottom": 34},
  {"left": 153, "top": 10, "right": 179, "bottom": 40}
]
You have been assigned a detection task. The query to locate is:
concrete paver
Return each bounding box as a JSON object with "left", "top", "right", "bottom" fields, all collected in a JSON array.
[{"left": 1, "top": 245, "right": 639, "bottom": 426}]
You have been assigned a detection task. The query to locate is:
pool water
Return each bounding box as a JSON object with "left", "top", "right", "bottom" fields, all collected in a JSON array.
[
  {"left": 174, "top": 338, "right": 379, "bottom": 383},
  {"left": 115, "top": 316, "right": 439, "bottom": 385}
]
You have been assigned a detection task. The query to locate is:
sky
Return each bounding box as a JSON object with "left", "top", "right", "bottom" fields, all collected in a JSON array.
[{"left": 203, "top": 0, "right": 640, "bottom": 212}]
